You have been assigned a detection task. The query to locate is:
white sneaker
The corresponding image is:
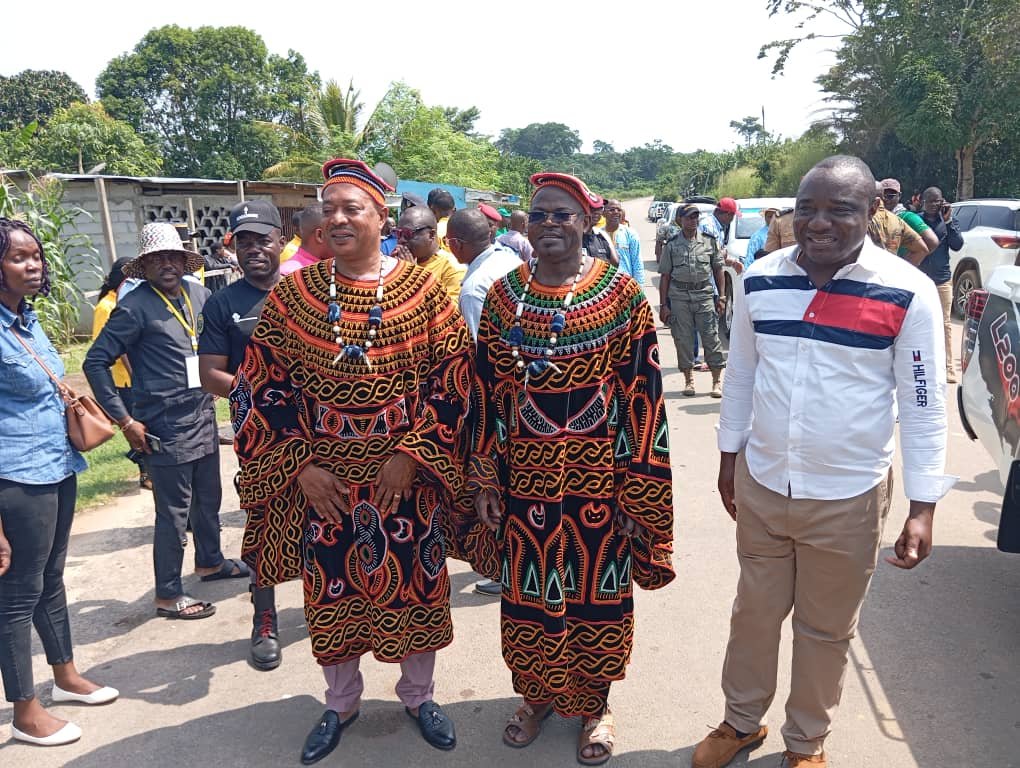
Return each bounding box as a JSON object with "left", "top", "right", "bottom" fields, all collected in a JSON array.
[
  {"left": 11, "top": 721, "right": 82, "bottom": 746},
  {"left": 52, "top": 683, "right": 119, "bottom": 705}
]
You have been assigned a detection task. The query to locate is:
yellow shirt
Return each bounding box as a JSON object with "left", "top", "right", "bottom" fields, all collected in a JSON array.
[
  {"left": 436, "top": 217, "right": 450, "bottom": 251},
  {"left": 280, "top": 235, "right": 302, "bottom": 263},
  {"left": 418, "top": 250, "right": 466, "bottom": 301},
  {"left": 92, "top": 292, "right": 131, "bottom": 388}
]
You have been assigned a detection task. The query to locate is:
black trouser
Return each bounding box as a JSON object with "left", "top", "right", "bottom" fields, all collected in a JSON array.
[
  {"left": 0, "top": 475, "right": 77, "bottom": 702},
  {"left": 147, "top": 450, "right": 224, "bottom": 600}
]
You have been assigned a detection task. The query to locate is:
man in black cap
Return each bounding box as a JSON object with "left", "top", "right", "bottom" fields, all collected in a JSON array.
[{"left": 198, "top": 200, "right": 286, "bottom": 668}]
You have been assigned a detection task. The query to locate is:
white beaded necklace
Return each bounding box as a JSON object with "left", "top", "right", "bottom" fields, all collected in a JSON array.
[
  {"left": 328, "top": 257, "right": 385, "bottom": 368},
  {"left": 508, "top": 252, "right": 587, "bottom": 388}
]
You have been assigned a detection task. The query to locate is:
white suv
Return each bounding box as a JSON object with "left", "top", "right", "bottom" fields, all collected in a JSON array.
[
  {"left": 719, "top": 197, "right": 795, "bottom": 337},
  {"left": 949, "top": 199, "right": 1020, "bottom": 318}
]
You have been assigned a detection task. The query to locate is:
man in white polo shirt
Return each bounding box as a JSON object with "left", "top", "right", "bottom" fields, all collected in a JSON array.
[{"left": 692, "top": 155, "right": 953, "bottom": 768}]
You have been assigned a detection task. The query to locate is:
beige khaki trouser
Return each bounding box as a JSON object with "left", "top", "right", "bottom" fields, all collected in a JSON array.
[
  {"left": 721, "top": 453, "right": 892, "bottom": 755},
  {"left": 936, "top": 282, "right": 955, "bottom": 381}
]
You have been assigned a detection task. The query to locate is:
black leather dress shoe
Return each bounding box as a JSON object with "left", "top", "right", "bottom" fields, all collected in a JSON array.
[
  {"left": 407, "top": 701, "right": 456, "bottom": 750},
  {"left": 300, "top": 709, "right": 359, "bottom": 765}
]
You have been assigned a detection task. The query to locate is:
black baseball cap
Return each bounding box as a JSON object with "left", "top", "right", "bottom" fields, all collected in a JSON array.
[{"left": 229, "top": 200, "right": 283, "bottom": 235}]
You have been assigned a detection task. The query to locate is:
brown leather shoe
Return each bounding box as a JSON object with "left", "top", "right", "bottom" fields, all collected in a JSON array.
[
  {"left": 782, "top": 750, "right": 827, "bottom": 767},
  {"left": 691, "top": 722, "right": 767, "bottom": 768}
]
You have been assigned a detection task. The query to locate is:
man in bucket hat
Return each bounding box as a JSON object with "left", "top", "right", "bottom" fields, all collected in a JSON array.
[{"left": 85, "top": 222, "right": 250, "bottom": 621}]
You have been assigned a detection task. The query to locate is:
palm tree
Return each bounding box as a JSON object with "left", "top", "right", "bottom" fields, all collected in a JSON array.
[
  {"left": 729, "top": 116, "right": 766, "bottom": 146},
  {"left": 262, "top": 79, "right": 376, "bottom": 181}
]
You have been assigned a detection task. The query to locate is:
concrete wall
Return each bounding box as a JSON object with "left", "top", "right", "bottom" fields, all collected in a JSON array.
[{"left": 58, "top": 179, "right": 318, "bottom": 337}]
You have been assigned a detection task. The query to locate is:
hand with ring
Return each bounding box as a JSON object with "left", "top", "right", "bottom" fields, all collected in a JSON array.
[{"left": 373, "top": 452, "right": 418, "bottom": 513}]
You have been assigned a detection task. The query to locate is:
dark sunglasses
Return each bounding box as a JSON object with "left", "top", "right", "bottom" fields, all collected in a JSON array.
[
  {"left": 392, "top": 225, "right": 436, "bottom": 242},
  {"left": 881, "top": 189, "right": 900, "bottom": 196},
  {"left": 527, "top": 210, "right": 583, "bottom": 225}
]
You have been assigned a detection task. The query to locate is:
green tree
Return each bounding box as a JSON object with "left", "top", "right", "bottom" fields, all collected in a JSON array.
[
  {"left": 496, "top": 122, "right": 582, "bottom": 160},
  {"left": 31, "top": 103, "right": 162, "bottom": 175},
  {"left": 763, "top": 0, "right": 1020, "bottom": 200},
  {"left": 0, "top": 70, "right": 88, "bottom": 131},
  {"left": 441, "top": 105, "right": 481, "bottom": 135},
  {"left": 97, "top": 25, "right": 314, "bottom": 179},
  {"left": 592, "top": 140, "right": 615, "bottom": 154},
  {"left": 0, "top": 122, "right": 40, "bottom": 169},
  {"left": 730, "top": 116, "right": 766, "bottom": 146},
  {"left": 366, "top": 84, "right": 500, "bottom": 189}
]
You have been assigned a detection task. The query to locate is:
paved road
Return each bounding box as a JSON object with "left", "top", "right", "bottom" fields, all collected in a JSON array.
[{"left": 3, "top": 198, "right": 1017, "bottom": 767}]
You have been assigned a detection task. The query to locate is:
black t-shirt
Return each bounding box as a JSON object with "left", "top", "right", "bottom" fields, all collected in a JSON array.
[
  {"left": 197, "top": 278, "right": 270, "bottom": 374},
  {"left": 583, "top": 230, "right": 614, "bottom": 263}
]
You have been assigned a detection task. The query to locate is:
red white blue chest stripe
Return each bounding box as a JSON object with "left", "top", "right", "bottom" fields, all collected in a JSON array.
[{"left": 744, "top": 273, "right": 914, "bottom": 350}]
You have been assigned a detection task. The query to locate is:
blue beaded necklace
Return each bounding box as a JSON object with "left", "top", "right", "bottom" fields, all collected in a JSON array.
[
  {"left": 509, "top": 252, "right": 587, "bottom": 388},
  {"left": 329, "top": 256, "right": 385, "bottom": 368}
]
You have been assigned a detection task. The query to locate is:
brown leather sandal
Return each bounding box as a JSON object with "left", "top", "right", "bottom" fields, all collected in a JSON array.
[
  {"left": 577, "top": 710, "right": 615, "bottom": 766},
  {"left": 502, "top": 701, "right": 553, "bottom": 748}
]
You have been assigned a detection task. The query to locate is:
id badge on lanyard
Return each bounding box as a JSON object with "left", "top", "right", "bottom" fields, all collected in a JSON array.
[{"left": 153, "top": 286, "right": 201, "bottom": 389}]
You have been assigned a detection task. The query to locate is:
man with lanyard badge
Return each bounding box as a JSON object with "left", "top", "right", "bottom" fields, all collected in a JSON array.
[
  {"left": 86, "top": 223, "right": 248, "bottom": 620},
  {"left": 198, "top": 201, "right": 286, "bottom": 667}
]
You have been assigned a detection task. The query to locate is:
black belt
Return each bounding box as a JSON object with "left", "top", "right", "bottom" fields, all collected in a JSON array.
[{"left": 674, "top": 280, "right": 710, "bottom": 290}]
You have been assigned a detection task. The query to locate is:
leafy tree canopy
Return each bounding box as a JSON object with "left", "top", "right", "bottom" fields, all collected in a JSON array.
[
  {"left": 33, "top": 102, "right": 162, "bottom": 176},
  {"left": 0, "top": 70, "right": 88, "bottom": 132},
  {"left": 763, "top": 0, "right": 1020, "bottom": 199},
  {"left": 96, "top": 25, "right": 314, "bottom": 179},
  {"left": 496, "top": 122, "right": 582, "bottom": 160}
]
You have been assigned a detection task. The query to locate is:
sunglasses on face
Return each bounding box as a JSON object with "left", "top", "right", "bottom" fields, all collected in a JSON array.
[
  {"left": 527, "top": 210, "right": 583, "bottom": 225},
  {"left": 144, "top": 252, "right": 185, "bottom": 266}
]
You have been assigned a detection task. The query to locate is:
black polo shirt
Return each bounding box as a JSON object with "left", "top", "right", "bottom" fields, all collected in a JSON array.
[{"left": 197, "top": 277, "right": 270, "bottom": 374}]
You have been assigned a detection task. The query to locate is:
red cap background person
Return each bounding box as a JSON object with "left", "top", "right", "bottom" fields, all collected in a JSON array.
[
  {"left": 463, "top": 170, "right": 674, "bottom": 765},
  {"left": 477, "top": 203, "right": 502, "bottom": 243},
  {"left": 231, "top": 158, "right": 471, "bottom": 763},
  {"left": 702, "top": 197, "right": 744, "bottom": 275}
]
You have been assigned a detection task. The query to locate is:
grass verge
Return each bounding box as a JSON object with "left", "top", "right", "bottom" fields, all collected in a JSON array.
[{"left": 57, "top": 341, "right": 233, "bottom": 510}]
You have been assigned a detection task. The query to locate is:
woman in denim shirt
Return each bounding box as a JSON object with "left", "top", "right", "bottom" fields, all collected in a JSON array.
[{"left": 0, "top": 219, "right": 118, "bottom": 747}]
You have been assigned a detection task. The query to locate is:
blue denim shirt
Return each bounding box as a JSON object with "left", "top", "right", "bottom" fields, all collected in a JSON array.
[{"left": 0, "top": 301, "right": 87, "bottom": 484}]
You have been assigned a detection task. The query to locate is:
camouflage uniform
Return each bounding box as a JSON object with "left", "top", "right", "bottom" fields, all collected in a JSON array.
[
  {"left": 764, "top": 208, "right": 796, "bottom": 252},
  {"left": 658, "top": 229, "right": 726, "bottom": 372}
]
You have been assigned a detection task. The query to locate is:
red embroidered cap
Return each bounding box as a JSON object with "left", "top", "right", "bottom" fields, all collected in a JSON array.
[{"left": 530, "top": 172, "right": 603, "bottom": 213}]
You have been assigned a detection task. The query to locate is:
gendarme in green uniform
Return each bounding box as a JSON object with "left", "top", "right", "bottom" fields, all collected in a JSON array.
[{"left": 658, "top": 226, "right": 726, "bottom": 378}]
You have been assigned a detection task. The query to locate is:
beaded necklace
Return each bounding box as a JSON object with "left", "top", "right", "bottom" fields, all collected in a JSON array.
[
  {"left": 328, "top": 256, "right": 385, "bottom": 368},
  {"left": 508, "top": 252, "right": 587, "bottom": 388}
]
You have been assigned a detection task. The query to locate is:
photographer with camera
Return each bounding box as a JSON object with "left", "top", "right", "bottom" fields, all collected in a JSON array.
[{"left": 919, "top": 186, "right": 965, "bottom": 383}]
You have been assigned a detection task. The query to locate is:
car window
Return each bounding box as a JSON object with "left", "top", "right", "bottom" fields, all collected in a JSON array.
[
  {"left": 953, "top": 205, "right": 978, "bottom": 231},
  {"left": 735, "top": 214, "right": 764, "bottom": 238},
  {"left": 976, "top": 206, "right": 1016, "bottom": 230}
]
